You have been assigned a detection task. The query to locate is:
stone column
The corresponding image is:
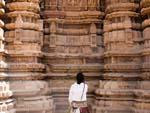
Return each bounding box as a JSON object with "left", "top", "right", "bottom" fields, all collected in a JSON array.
[
  {"left": 0, "top": 0, "right": 15, "bottom": 113},
  {"left": 42, "top": 0, "right": 104, "bottom": 113},
  {"left": 95, "top": 0, "right": 142, "bottom": 113},
  {"left": 5, "top": 0, "right": 53, "bottom": 113},
  {"left": 135, "top": 0, "right": 150, "bottom": 113}
]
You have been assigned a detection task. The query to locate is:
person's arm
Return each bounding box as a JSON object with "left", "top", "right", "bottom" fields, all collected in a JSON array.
[
  {"left": 68, "top": 85, "right": 73, "bottom": 105},
  {"left": 86, "top": 84, "right": 88, "bottom": 93},
  {"left": 85, "top": 84, "right": 88, "bottom": 100}
]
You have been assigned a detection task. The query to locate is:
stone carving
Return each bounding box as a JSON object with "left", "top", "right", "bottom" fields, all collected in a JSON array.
[
  {"left": 0, "top": 0, "right": 15, "bottom": 113},
  {"left": 67, "top": 0, "right": 80, "bottom": 6},
  {"left": 90, "top": 23, "right": 97, "bottom": 47},
  {"left": 49, "top": 21, "right": 56, "bottom": 47},
  {"left": 139, "top": 0, "right": 150, "bottom": 112},
  {"left": 0, "top": 0, "right": 149, "bottom": 113},
  {"left": 14, "top": 29, "right": 22, "bottom": 44},
  {"left": 95, "top": 0, "right": 143, "bottom": 113},
  {"left": 5, "top": 0, "right": 53, "bottom": 113},
  {"left": 42, "top": 0, "right": 104, "bottom": 113},
  {"left": 88, "top": 0, "right": 98, "bottom": 10}
]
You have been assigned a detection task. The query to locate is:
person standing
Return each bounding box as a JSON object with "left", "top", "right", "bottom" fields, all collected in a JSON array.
[{"left": 68, "top": 72, "right": 88, "bottom": 113}]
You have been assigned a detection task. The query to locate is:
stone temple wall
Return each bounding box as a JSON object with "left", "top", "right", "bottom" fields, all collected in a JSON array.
[
  {"left": 0, "top": 0, "right": 149, "bottom": 113},
  {"left": 42, "top": 0, "right": 104, "bottom": 113}
]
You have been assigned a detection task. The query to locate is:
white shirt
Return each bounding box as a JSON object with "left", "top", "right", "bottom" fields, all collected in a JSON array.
[{"left": 69, "top": 82, "right": 88, "bottom": 103}]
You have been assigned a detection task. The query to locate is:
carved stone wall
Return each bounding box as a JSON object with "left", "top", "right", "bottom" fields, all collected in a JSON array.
[
  {"left": 0, "top": 0, "right": 149, "bottom": 113},
  {"left": 42, "top": 0, "right": 104, "bottom": 113}
]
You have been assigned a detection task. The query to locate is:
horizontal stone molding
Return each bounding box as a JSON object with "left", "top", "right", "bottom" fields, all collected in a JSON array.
[
  {"left": 46, "top": 72, "right": 101, "bottom": 78},
  {"left": 5, "top": 22, "right": 39, "bottom": 30},
  {"left": 10, "top": 81, "right": 49, "bottom": 96},
  {"left": 8, "top": 63, "right": 45, "bottom": 72},
  {"left": 98, "top": 81, "right": 137, "bottom": 90},
  {"left": 95, "top": 89, "right": 135, "bottom": 97},
  {"left": 43, "top": 11, "right": 104, "bottom": 19},
  {"left": 6, "top": 44, "right": 42, "bottom": 55},
  {"left": 106, "top": 11, "right": 139, "bottom": 20},
  {"left": 103, "top": 73, "right": 140, "bottom": 80},
  {"left": 6, "top": 11, "right": 39, "bottom": 18},
  {"left": 49, "top": 64, "right": 103, "bottom": 73},
  {"left": 5, "top": 30, "right": 41, "bottom": 43},
  {"left": 106, "top": 3, "right": 139, "bottom": 14},
  {"left": 6, "top": 2, "right": 40, "bottom": 13},
  {"left": 104, "top": 23, "right": 141, "bottom": 32},
  {"left": 104, "top": 51, "right": 141, "bottom": 56},
  {"left": 8, "top": 0, "right": 39, "bottom": 3},
  {"left": 45, "top": 18, "right": 101, "bottom": 25},
  {"left": 104, "top": 63, "right": 141, "bottom": 71},
  {"left": 1, "top": 72, "right": 45, "bottom": 80},
  {"left": 15, "top": 96, "right": 53, "bottom": 112}
]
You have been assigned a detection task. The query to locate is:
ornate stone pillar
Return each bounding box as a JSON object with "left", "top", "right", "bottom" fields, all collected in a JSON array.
[
  {"left": 0, "top": 0, "right": 15, "bottom": 113},
  {"left": 95, "top": 0, "right": 142, "bottom": 113},
  {"left": 5, "top": 0, "right": 53, "bottom": 113},
  {"left": 42, "top": 0, "right": 104, "bottom": 113},
  {"left": 134, "top": 0, "right": 150, "bottom": 113}
]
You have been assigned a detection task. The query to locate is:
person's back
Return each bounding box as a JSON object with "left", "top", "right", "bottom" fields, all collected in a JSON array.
[
  {"left": 68, "top": 72, "right": 89, "bottom": 113},
  {"left": 69, "top": 82, "right": 88, "bottom": 103}
]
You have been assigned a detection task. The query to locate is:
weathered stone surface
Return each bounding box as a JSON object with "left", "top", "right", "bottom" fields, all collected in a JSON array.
[
  {"left": 0, "top": 0, "right": 149, "bottom": 113},
  {"left": 5, "top": 0, "right": 53, "bottom": 113},
  {"left": 94, "top": 0, "right": 144, "bottom": 113},
  {"left": 42, "top": 1, "right": 104, "bottom": 113},
  {"left": 0, "top": 0, "right": 15, "bottom": 113},
  {"left": 138, "top": 0, "right": 150, "bottom": 113}
]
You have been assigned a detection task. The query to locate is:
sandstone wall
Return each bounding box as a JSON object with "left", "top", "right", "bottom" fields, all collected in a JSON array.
[
  {"left": 0, "top": 0, "right": 149, "bottom": 113},
  {"left": 42, "top": 0, "right": 104, "bottom": 113}
]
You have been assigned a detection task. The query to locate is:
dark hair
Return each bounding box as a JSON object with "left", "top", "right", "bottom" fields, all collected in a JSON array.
[{"left": 76, "top": 72, "right": 85, "bottom": 84}]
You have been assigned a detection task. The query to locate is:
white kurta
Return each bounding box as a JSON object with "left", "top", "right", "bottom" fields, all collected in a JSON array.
[{"left": 68, "top": 82, "right": 88, "bottom": 113}]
